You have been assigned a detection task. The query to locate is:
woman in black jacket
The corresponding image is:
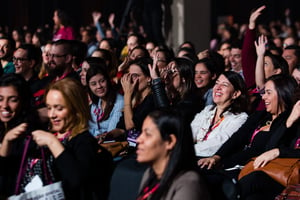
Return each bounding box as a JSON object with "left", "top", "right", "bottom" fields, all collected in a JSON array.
[{"left": 0, "top": 77, "right": 112, "bottom": 200}]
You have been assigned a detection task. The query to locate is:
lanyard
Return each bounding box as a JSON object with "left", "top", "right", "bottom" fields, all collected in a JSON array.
[
  {"left": 94, "top": 107, "right": 105, "bottom": 122},
  {"left": 137, "top": 183, "right": 160, "bottom": 200},
  {"left": 248, "top": 121, "right": 271, "bottom": 147},
  {"left": 54, "top": 71, "right": 71, "bottom": 82},
  {"left": 201, "top": 116, "right": 224, "bottom": 141}
]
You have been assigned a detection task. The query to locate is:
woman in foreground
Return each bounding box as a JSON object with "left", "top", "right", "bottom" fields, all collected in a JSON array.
[{"left": 136, "top": 109, "right": 210, "bottom": 200}]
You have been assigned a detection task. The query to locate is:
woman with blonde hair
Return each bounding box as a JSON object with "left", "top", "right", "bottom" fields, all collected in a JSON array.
[{"left": 0, "top": 78, "right": 112, "bottom": 200}]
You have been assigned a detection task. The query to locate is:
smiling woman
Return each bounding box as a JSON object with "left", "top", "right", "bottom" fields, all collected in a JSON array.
[
  {"left": 0, "top": 77, "right": 112, "bottom": 200},
  {"left": 191, "top": 71, "right": 249, "bottom": 157},
  {"left": 0, "top": 73, "right": 41, "bottom": 197}
]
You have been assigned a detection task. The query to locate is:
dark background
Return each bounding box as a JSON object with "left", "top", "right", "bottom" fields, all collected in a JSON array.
[{"left": 2, "top": 0, "right": 300, "bottom": 36}]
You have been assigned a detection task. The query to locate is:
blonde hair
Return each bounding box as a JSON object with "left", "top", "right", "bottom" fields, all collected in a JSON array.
[{"left": 46, "top": 78, "right": 90, "bottom": 137}]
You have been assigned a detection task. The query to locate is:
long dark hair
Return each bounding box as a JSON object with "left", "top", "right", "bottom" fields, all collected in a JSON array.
[
  {"left": 0, "top": 74, "right": 36, "bottom": 141},
  {"left": 266, "top": 74, "right": 297, "bottom": 113},
  {"left": 86, "top": 64, "right": 117, "bottom": 122},
  {"left": 139, "top": 109, "right": 197, "bottom": 199},
  {"left": 167, "top": 57, "right": 195, "bottom": 104}
]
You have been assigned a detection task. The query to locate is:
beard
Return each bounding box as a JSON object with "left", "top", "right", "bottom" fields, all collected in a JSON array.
[{"left": 46, "top": 62, "right": 65, "bottom": 77}]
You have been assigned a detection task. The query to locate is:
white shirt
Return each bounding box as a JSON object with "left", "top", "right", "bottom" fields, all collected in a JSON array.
[{"left": 191, "top": 105, "right": 248, "bottom": 157}]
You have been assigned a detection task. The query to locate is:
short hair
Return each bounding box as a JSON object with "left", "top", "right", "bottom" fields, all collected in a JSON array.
[
  {"left": 216, "top": 71, "right": 249, "bottom": 114},
  {"left": 18, "top": 43, "right": 42, "bottom": 67},
  {"left": 45, "top": 78, "right": 90, "bottom": 137},
  {"left": 51, "top": 39, "right": 72, "bottom": 55},
  {"left": 284, "top": 45, "right": 300, "bottom": 61}
]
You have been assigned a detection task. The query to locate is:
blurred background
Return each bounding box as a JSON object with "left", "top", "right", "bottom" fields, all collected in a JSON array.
[{"left": 2, "top": 0, "right": 300, "bottom": 51}]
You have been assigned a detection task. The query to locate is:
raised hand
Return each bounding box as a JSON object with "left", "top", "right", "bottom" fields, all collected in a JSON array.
[
  {"left": 108, "top": 13, "right": 115, "bottom": 27},
  {"left": 255, "top": 35, "right": 268, "bottom": 56},
  {"left": 92, "top": 11, "right": 102, "bottom": 25},
  {"left": 249, "top": 5, "right": 266, "bottom": 30}
]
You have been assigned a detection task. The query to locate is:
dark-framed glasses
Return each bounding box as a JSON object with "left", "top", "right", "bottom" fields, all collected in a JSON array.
[
  {"left": 46, "top": 53, "right": 67, "bottom": 59},
  {"left": 12, "top": 57, "right": 29, "bottom": 63}
]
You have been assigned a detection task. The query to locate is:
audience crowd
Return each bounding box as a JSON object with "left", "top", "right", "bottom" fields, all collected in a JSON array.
[{"left": 0, "top": 4, "right": 300, "bottom": 200}]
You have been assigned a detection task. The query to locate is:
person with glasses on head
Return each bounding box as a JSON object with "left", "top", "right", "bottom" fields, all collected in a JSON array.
[{"left": 0, "top": 36, "right": 15, "bottom": 74}]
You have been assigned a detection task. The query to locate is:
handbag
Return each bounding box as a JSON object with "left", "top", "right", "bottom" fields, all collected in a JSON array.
[
  {"left": 100, "top": 141, "right": 129, "bottom": 157},
  {"left": 275, "top": 184, "right": 300, "bottom": 200},
  {"left": 238, "top": 158, "right": 300, "bottom": 186},
  {"left": 8, "top": 136, "right": 65, "bottom": 200}
]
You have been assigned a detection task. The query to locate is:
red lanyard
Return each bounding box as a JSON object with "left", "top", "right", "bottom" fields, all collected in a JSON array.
[
  {"left": 248, "top": 121, "right": 271, "bottom": 147},
  {"left": 202, "top": 116, "right": 224, "bottom": 141},
  {"left": 54, "top": 71, "right": 71, "bottom": 82},
  {"left": 137, "top": 183, "right": 160, "bottom": 200}
]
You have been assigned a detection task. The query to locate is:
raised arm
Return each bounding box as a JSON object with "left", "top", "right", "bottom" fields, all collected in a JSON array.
[
  {"left": 242, "top": 5, "right": 266, "bottom": 88},
  {"left": 255, "top": 35, "right": 268, "bottom": 90}
]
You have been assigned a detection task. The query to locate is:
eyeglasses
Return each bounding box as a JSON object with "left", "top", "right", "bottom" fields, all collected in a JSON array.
[
  {"left": 12, "top": 57, "right": 29, "bottom": 63},
  {"left": 46, "top": 53, "right": 67, "bottom": 59}
]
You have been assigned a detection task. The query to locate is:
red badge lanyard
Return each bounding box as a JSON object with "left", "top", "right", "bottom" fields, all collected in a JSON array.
[
  {"left": 137, "top": 183, "right": 160, "bottom": 200},
  {"left": 202, "top": 116, "right": 224, "bottom": 141},
  {"left": 248, "top": 121, "right": 271, "bottom": 147}
]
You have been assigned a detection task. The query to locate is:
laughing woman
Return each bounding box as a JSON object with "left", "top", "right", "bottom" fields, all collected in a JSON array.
[
  {"left": 0, "top": 78, "right": 111, "bottom": 200},
  {"left": 191, "top": 71, "right": 249, "bottom": 157}
]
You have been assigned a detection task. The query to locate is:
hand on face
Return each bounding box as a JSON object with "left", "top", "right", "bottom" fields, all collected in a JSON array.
[{"left": 121, "top": 73, "right": 138, "bottom": 96}]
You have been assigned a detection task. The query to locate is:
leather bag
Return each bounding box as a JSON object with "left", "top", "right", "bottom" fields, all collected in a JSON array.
[
  {"left": 100, "top": 141, "right": 129, "bottom": 157},
  {"left": 238, "top": 158, "right": 300, "bottom": 186}
]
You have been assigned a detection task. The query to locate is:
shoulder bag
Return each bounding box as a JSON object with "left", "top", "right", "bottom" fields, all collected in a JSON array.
[
  {"left": 8, "top": 136, "right": 65, "bottom": 200},
  {"left": 238, "top": 158, "right": 300, "bottom": 186}
]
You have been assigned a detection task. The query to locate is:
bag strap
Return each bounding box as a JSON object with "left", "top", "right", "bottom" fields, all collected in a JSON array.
[
  {"left": 41, "top": 147, "right": 52, "bottom": 185},
  {"left": 14, "top": 136, "right": 32, "bottom": 194}
]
